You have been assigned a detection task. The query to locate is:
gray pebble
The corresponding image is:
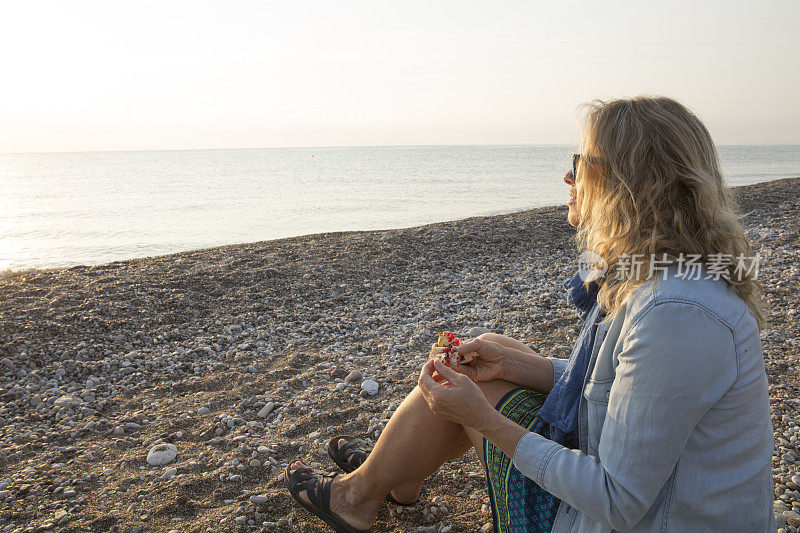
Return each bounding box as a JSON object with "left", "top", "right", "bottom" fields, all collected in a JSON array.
[
  {"left": 258, "top": 402, "right": 275, "bottom": 418},
  {"left": 345, "top": 370, "right": 363, "bottom": 383}
]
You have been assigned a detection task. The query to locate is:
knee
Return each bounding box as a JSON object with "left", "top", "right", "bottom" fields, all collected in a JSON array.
[
  {"left": 476, "top": 333, "right": 534, "bottom": 356},
  {"left": 404, "top": 386, "right": 437, "bottom": 418},
  {"left": 477, "top": 332, "right": 500, "bottom": 342},
  {"left": 477, "top": 332, "right": 512, "bottom": 345}
]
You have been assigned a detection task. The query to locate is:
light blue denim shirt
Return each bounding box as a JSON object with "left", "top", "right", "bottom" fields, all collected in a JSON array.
[{"left": 516, "top": 267, "right": 776, "bottom": 532}]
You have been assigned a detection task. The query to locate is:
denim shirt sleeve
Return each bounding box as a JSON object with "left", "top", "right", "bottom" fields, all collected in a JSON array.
[
  {"left": 547, "top": 356, "right": 570, "bottom": 384},
  {"left": 512, "top": 301, "right": 738, "bottom": 530}
]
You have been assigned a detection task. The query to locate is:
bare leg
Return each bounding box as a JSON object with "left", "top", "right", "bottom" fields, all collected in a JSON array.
[
  {"left": 378, "top": 333, "right": 534, "bottom": 490},
  {"left": 349, "top": 386, "right": 472, "bottom": 502},
  {"left": 289, "top": 379, "right": 520, "bottom": 528},
  {"left": 288, "top": 333, "right": 531, "bottom": 529},
  {"left": 289, "top": 385, "right": 472, "bottom": 528}
]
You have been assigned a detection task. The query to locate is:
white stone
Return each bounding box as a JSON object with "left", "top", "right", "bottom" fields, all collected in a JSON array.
[
  {"left": 257, "top": 402, "right": 275, "bottom": 418},
  {"left": 361, "top": 379, "right": 379, "bottom": 395},
  {"left": 146, "top": 443, "right": 178, "bottom": 466},
  {"left": 250, "top": 494, "right": 269, "bottom": 504},
  {"left": 198, "top": 407, "right": 210, "bottom": 415}
]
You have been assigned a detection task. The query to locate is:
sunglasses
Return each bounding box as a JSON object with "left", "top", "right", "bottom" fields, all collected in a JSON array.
[
  {"left": 572, "top": 153, "right": 602, "bottom": 178},
  {"left": 572, "top": 153, "right": 581, "bottom": 178}
]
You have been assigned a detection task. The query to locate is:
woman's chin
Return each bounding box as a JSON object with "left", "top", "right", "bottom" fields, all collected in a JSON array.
[{"left": 567, "top": 205, "right": 579, "bottom": 227}]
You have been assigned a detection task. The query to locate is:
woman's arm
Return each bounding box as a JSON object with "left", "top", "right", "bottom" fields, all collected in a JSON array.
[
  {"left": 453, "top": 338, "right": 566, "bottom": 393},
  {"left": 507, "top": 302, "right": 737, "bottom": 530},
  {"left": 502, "top": 347, "right": 560, "bottom": 393},
  {"left": 429, "top": 302, "right": 738, "bottom": 531}
]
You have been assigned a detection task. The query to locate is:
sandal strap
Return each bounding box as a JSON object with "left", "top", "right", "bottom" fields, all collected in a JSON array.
[
  {"left": 288, "top": 466, "right": 338, "bottom": 514},
  {"left": 319, "top": 473, "right": 334, "bottom": 514},
  {"left": 338, "top": 438, "right": 367, "bottom": 466}
]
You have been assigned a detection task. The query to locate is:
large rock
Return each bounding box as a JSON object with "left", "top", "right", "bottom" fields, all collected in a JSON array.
[
  {"left": 257, "top": 402, "right": 275, "bottom": 418},
  {"left": 344, "top": 370, "right": 363, "bottom": 383},
  {"left": 146, "top": 443, "right": 177, "bottom": 466},
  {"left": 54, "top": 396, "right": 82, "bottom": 410}
]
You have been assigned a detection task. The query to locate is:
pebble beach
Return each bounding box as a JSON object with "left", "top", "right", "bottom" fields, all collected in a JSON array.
[{"left": 0, "top": 177, "right": 798, "bottom": 533}]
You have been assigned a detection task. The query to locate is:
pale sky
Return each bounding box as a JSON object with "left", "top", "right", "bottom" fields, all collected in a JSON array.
[{"left": 1, "top": 0, "right": 798, "bottom": 153}]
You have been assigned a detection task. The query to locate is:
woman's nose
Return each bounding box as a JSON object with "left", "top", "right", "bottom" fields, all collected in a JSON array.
[{"left": 563, "top": 170, "right": 575, "bottom": 185}]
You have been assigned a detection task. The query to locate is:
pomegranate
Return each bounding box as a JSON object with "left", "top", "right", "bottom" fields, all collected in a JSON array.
[{"left": 429, "top": 331, "right": 477, "bottom": 366}]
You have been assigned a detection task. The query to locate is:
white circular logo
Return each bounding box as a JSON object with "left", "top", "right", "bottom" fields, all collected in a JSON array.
[{"left": 577, "top": 250, "right": 608, "bottom": 282}]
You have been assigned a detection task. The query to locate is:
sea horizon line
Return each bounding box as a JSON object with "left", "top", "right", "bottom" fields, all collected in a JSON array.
[{"left": 3, "top": 142, "right": 800, "bottom": 157}]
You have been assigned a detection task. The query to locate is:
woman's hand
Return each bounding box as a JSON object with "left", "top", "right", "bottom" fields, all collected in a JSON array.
[
  {"left": 418, "top": 358, "right": 495, "bottom": 429},
  {"left": 450, "top": 338, "right": 507, "bottom": 382}
]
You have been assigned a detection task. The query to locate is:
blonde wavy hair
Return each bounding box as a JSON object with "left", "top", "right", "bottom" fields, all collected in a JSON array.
[{"left": 575, "top": 96, "right": 766, "bottom": 329}]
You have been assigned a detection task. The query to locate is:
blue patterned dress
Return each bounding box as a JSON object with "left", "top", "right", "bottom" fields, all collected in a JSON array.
[{"left": 483, "top": 388, "right": 566, "bottom": 532}]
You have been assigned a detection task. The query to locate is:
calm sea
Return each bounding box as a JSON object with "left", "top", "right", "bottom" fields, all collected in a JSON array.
[{"left": 1, "top": 145, "right": 798, "bottom": 270}]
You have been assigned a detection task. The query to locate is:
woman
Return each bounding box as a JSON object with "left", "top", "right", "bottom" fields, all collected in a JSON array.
[{"left": 284, "top": 96, "right": 776, "bottom": 532}]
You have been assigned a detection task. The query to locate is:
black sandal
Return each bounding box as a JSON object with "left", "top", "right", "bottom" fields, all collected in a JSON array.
[
  {"left": 284, "top": 462, "right": 370, "bottom": 533},
  {"left": 327, "top": 435, "right": 368, "bottom": 473},
  {"left": 327, "top": 435, "right": 419, "bottom": 505}
]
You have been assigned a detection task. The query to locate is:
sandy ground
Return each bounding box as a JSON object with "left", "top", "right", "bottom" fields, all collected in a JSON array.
[{"left": 0, "top": 177, "right": 798, "bottom": 533}]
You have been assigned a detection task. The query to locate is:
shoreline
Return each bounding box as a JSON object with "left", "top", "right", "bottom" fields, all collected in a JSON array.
[
  {"left": 5, "top": 176, "right": 799, "bottom": 276},
  {"left": 3, "top": 202, "right": 570, "bottom": 275},
  {"left": 0, "top": 177, "right": 798, "bottom": 532}
]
